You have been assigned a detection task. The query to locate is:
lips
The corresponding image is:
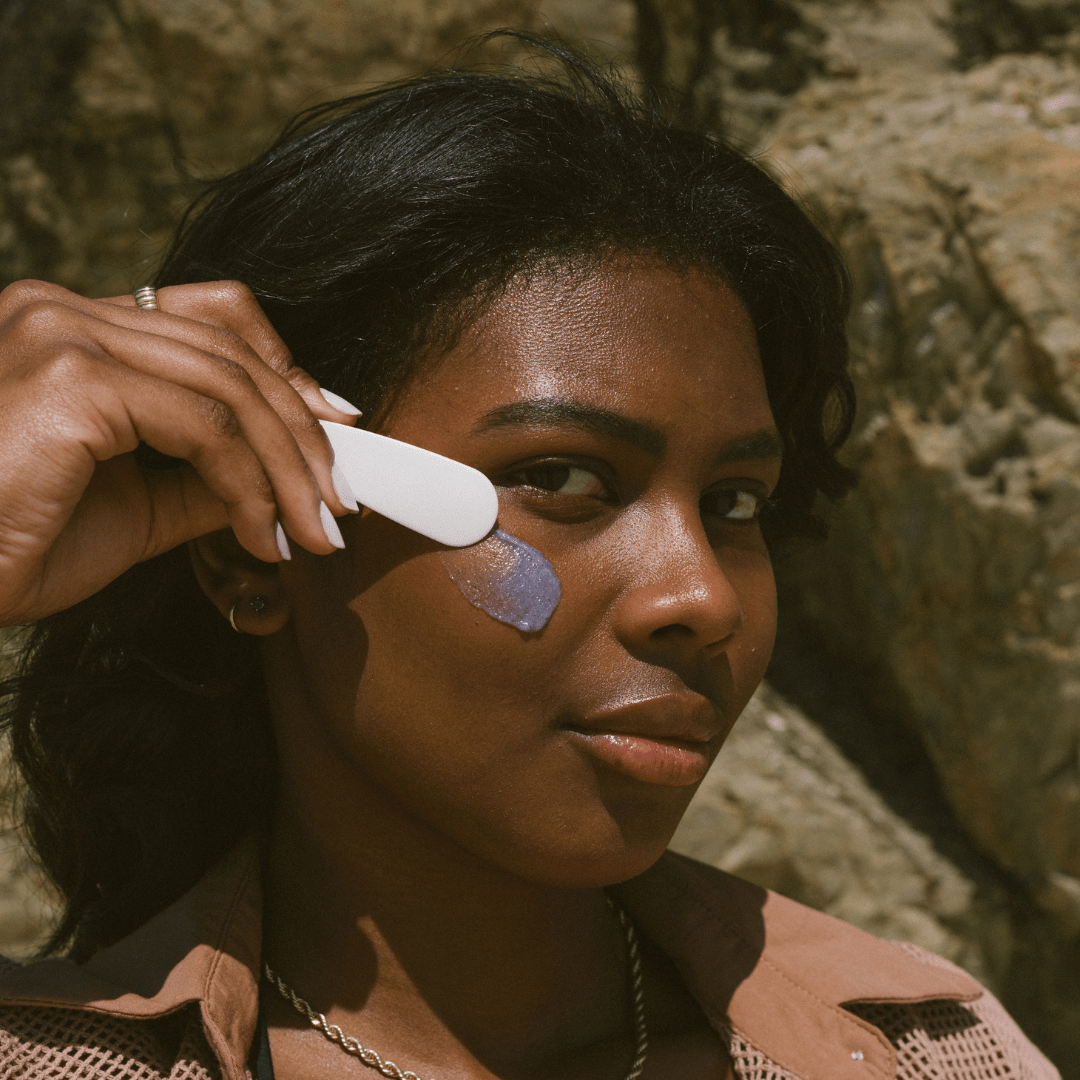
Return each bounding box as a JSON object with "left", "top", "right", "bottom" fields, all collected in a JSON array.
[{"left": 564, "top": 696, "right": 724, "bottom": 788}]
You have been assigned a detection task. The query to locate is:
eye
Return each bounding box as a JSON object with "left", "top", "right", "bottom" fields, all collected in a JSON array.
[
  {"left": 507, "top": 464, "right": 608, "bottom": 498},
  {"left": 700, "top": 488, "right": 763, "bottom": 522}
]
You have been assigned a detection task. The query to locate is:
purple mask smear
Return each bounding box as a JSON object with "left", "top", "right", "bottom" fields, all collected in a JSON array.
[{"left": 440, "top": 530, "right": 561, "bottom": 633}]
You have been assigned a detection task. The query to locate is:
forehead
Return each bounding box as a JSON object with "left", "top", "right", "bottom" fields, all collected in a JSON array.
[{"left": 386, "top": 260, "right": 772, "bottom": 439}]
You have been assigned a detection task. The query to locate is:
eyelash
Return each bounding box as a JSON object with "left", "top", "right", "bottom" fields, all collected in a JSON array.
[
  {"left": 501, "top": 461, "right": 769, "bottom": 523},
  {"left": 700, "top": 488, "right": 766, "bottom": 523},
  {"left": 503, "top": 464, "right": 610, "bottom": 500}
]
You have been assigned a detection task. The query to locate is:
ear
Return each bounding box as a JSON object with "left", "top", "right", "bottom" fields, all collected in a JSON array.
[{"left": 188, "top": 529, "right": 291, "bottom": 636}]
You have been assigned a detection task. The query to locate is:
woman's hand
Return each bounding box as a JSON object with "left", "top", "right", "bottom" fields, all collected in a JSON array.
[{"left": 0, "top": 279, "right": 359, "bottom": 628}]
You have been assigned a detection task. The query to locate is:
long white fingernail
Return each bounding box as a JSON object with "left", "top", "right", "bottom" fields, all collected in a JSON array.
[
  {"left": 319, "top": 501, "right": 346, "bottom": 550},
  {"left": 330, "top": 463, "right": 359, "bottom": 512},
  {"left": 320, "top": 388, "right": 362, "bottom": 416},
  {"left": 275, "top": 521, "right": 292, "bottom": 561}
]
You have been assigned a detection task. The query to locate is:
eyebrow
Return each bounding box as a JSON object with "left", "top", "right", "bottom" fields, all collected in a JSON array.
[
  {"left": 712, "top": 429, "right": 785, "bottom": 466},
  {"left": 475, "top": 398, "right": 784, "bottom": 465},
  {"left": 475, "top": 399, "right": 667, "bottom": 457}
]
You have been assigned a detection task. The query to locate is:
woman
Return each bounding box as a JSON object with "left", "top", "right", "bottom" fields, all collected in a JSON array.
[{"left": 0, "top": 40, "right": 1058, "bottom": 1080}]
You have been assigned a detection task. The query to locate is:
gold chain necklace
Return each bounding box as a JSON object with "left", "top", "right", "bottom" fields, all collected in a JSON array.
[{"left": 263, "top": 899, "right": 648, "bottom": 1080}]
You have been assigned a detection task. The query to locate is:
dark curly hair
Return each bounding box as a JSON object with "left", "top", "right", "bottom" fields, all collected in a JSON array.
[{"left": 0, "top": 36, "right": 854, "bottom": 962}]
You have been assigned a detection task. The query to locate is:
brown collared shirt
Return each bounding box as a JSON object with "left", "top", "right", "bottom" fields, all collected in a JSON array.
[{"left": 0, "top": 840, "right": 1060, "bottom": 1080}]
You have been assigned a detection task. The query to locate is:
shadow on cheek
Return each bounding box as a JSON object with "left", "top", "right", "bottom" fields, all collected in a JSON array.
[{"left": 439, "top": 530, "right": 561, "bottom": 633}]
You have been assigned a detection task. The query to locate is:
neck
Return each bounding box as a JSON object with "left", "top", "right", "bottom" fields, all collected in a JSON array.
[
  {"left": 260, "top": 670, "right": 633, "bottom": 1073},
  {"left": 262, "top": 789, "right": 632, "bottom": 1072}
]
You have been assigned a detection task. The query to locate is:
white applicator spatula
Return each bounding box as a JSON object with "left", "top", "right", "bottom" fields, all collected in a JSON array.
[{"left": 320, "top": 420, "right": 499, "bottom": 548}]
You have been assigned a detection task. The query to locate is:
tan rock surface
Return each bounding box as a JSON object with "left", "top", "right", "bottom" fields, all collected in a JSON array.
[
  {"left": 755, "top": 44, "right": 1080, "bottom": 1067},
  {"left": 671, "top": 682, "right": 1011, "bottom": 991},
  {"left": 0, "top": 0, "right": 639, "bottom": 297},
  {"left": 0, "top": 795, "right": 56, "bottom": 964},
  {"left": 0, "top": 630, "right": 58, "bottom": 962},
  {"left": 765, "top": 50, "right": 1080, "bottom": 904}
]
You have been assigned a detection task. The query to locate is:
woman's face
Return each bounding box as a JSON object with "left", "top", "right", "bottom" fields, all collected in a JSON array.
[{"left": 268, "top": 260, "right": 781, "bottom": 887}]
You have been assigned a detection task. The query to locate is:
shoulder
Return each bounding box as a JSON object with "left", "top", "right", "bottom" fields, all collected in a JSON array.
[
  {"left": 845, "top": 942, "right": 1062, "bottom": 1080},
  {"left": 619, "top": 852, "right": 1062, "bottom": 1079},
  {"left": 0, "top": 957, "right": 220, "bottom": 1080}
]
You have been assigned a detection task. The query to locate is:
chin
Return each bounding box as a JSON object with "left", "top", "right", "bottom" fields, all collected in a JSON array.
[
  {"left": 468, "top": 795, "right": 689, "bottom": 890},
  {"left": 518, "top": 839, "right": 674, "bottom": 890}
]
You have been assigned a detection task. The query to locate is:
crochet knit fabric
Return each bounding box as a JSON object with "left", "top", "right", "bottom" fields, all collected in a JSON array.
[
  {"left": 0, "top": 1002, "right": 221, "bottom": 1079},
  {"left": 0, "top": 944, "right": 1060, "bottom": 1079}
]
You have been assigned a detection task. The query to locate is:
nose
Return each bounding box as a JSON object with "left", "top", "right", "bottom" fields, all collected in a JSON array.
[{"left": 609, "top": 505, "right": 744, "bottom": 667}]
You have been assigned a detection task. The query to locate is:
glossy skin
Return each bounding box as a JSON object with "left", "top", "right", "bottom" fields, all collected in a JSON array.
[
  {"left": 0, "top": 262, "right": 781, "bottom": 1080},
  {"left": 239, "top": 263, "right": 780, "bottom": 1080},
  {"left": 260, "top": 262, "right": 779, "bottom": 885}
]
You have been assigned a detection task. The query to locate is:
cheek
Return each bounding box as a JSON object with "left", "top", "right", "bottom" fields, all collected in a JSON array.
[
  {"left": 334, "top": 513, "right": 570, "bottom": 748},
  {"left": 335, "top": 528, "right": 568, "bottom": 766},
  {"left": 282, "top": 514, "right": 775, "bottom": 886},
  {"left": 439, "top": 529, "right": 561, "bottom": 632},
  {"left": 312, "top": 547, "right": 634, "bottom": 881},
  {"left": 727, "top": 546, "right": 777, "bottom": 685}
]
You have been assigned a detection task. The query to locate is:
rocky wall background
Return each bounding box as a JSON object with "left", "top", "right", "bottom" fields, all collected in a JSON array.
[{"left": 1, "top": 0, "right": 1078, "bottom": 1071}]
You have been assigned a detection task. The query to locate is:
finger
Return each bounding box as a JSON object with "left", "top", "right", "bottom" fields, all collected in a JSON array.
[
  {"left": 120, "top": 284, "right": 363, "bottom": 423},
  {"left": 130, "top": 280, "right": 293, "bottom": 375},
  {"left": 12, "top": 280, "right": 361, "bottom": 453},
  {"left": 6, "top": 284, "right": 359, "bottom": 527},
  {"left": 29, "top": 458, "right": 234, "bottom": 618},
  {"left": 23, "top": 341, "right": 332, "bottom": 561},
  {"left": 288, "top": 365, "right": 362, "bottom": 424},
  {"left": 80, "top": 320, "right": 350, "bottom": 550},
  {"left": 11, "top": 296, "right": 356, "bottom": 525},
  {"left": 77, "top": 357, "right": 287, "bottom": 563},
  {"left": 99, "top": 287, "right": 365, "bottom": 494},
  {"left": 134, "top": 284, "right": 366, "bottom": 424},
  {"left": 0, "top": 351, "right": 278, "bottom": 579}
]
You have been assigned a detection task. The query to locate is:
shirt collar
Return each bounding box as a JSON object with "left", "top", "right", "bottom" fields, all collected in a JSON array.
[
  {"left": 0, "top": 840, "right": 262, "bottom": 1080},
  {"left": 612, "top": 851, "right": 980, "bottom": 1080},
  {"left": 0, "top": 839, "right": 979, "bottom": 1080}
]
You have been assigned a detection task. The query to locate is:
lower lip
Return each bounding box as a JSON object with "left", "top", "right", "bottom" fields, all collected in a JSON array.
[{"left": 567, "top": 731, "right": 712, "bottom": 787}]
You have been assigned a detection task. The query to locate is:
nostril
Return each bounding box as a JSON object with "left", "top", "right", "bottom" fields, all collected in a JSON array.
[
  {"left": 648, "top": 622, "right": 695, "bottom": 642},
  {"left": 612, "top": 570, "right": 744, "bottom": 648}
]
